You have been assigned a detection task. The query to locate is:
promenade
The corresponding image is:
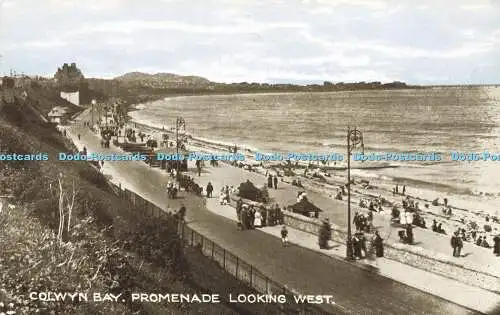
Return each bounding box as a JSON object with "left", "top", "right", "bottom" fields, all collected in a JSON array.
[
  {"left": 65, "top": 111, "right": 494, "bottom": 314},
  {"left": 189, "top": 161, "right": 500, "bottom": 274}
]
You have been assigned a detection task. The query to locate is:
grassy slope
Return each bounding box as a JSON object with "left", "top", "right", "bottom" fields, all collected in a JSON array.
[{"left": 0, "top": 95, "right": 285, "bottom": 315}]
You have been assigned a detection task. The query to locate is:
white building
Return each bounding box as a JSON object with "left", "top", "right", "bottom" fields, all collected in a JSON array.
[{"left": 60, "top": 91, "right": 80, "bottom": 106}]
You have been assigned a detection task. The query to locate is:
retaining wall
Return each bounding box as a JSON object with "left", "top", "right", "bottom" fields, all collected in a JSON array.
[{"left": 283, "top": 210, "right": 500, "bottom": 294}]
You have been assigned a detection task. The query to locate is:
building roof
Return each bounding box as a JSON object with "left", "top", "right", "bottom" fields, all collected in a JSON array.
[{"left": 48, "top": 106, "right": 69, "bottom": 117}]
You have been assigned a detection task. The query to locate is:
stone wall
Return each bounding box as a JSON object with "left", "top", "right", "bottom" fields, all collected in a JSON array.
[{"left": 283, "top": 211, "right": 500, "bottom": 294}]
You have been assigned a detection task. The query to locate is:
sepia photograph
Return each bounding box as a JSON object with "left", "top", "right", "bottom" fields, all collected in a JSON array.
[{"left": 0, "top": 0, "right": 499, "bottom": 314}]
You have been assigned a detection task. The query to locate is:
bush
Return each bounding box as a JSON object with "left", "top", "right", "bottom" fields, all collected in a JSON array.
[
  {"left": 237, "top": 180, "right": 269, "bottom": 203},
  {"left": 120, "top": 218, "right": 189, "bottom": 278},
  {"left": 0, "top": 206, "right": 131, "bottom": 314}
]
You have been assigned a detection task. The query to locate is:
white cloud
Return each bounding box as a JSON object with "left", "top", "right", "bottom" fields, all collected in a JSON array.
[
  {"left": 261, "top": 54, "right": 371, "bottom": 68},
  {"left": 460, "top": 4, "right": 491, "bottom": 10},
  {"left": 71, "top": 19, "right": 307, "bottom": 35},
  {"left": 298, "top": 30, "right": 499, "bottom": 59},
  {"left": 303, "top": 0, "right": 387, "bottom": 10},
  {"left": 1, "top": 0, "right": 500, "bottom": 84},
  {"left": 0, "top": 0, "right": 14, "bottom": 8},
  {"left": 47, "top": 0, "right": 132, "bottom": 11}
]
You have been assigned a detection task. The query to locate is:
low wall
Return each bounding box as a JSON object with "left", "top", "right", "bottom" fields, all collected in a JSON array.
[{"left": 283, "top": 211, "right": 500, "bottom": 294}]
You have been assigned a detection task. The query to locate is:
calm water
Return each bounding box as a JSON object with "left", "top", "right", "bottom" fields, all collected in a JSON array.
[{"left": 129, "top": 87, "right": 500, "bottom": 198}]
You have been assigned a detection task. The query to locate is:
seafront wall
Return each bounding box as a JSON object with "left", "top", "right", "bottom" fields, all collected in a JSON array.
[{"left": 283, "top": 211, "right": 500, "bottom": 294}]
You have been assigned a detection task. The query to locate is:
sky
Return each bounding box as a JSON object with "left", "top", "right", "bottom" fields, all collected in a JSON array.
[{"left": 0, "top": 0, "right": 500, "bottom": 84}]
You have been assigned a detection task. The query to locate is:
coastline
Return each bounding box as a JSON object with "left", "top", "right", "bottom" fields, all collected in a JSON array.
[{"left": 122, "top": 97, "right": 500, "bottom": 248}]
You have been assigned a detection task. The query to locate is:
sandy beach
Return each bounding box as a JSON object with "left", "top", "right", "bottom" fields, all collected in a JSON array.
[{"left": 123, "top": 115, "right": 500, "bottom": 250}]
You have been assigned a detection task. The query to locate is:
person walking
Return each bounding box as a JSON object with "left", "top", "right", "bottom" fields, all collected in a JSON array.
[
  {"left": 373, "top": 230, "right": 384, "bottom": 257},
  {"left": 78, "top": 134, "right": 81, "bottom": 140},
  {"left": 196, "top": 160, "right": 201, "bottom": 176},
  {"left": 247, "top": 206, "right": 254, "bottom": 229},
  {"left": 456, "top": 233, "right": 463, "bottom": 257},
  {"left": 493, "top": 234, "right": 500, "bottom": 256},
  {"left": 451, "top": 231, "right": 459, "bottom": 257},
  {"left": 236, "top": 198, "right": 243, "bottom": 222},
  {"left": 206, "top": 182, "right": 213, "bottom": 198},
  {"left": 352, "top": 234, "right": 362, "bottom": 259},
  {"left": 267, "top": 175, "right": 273, "bottom": 188},
  {"left": 402, "top": 185, "right": 406, "bottom": 195},
  {"left": 273, "top": 175, "right": 278, "bottom": 189},
  {"left": 405, "top": 224, "right": 414, "bottom": 244},
  {"left": 254, "top": 209, "right": 263, "bottom": 228},
  {"left": 281, "top": 226, "right": 289, "bottom": 246},
  {"left": 241, "top": 205, "right": 248, "bottom": 230}
]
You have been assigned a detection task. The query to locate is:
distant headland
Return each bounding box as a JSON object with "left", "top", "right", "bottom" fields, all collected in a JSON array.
[{"left": 3, "top": 63, "right": 499, "bottom": 109}]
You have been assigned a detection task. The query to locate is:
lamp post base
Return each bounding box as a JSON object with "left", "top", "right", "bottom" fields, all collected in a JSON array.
[{"left": 345, "top": 239, "right": 355, "bottom": 261}]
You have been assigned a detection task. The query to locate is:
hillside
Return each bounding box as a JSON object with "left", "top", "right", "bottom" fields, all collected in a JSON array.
[
  {"left": 115, "top": 72, "right": 213, "bottom": 89},
  {"left": 0, "top": 90, "right": 287, "bottom": 315}
]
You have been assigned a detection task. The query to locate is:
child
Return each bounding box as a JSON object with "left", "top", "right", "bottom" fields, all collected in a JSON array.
[{"left": 281, "top": 226, "right": 289, "bottom": 246}]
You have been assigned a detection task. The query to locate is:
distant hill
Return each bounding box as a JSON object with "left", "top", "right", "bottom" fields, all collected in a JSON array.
[{"left": 114, "top": 72, "right": 213, "bottom": 89}]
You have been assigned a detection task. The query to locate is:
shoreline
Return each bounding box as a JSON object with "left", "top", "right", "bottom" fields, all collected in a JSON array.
[
  {"left": 126, "top": 93, "right": 500, "bottom": 197},
  {"left": 122, "top": 108, "right": 500, "bottom": 247},
  {"left": 64, "top": 107, "right": 497, "bottom": 315}
]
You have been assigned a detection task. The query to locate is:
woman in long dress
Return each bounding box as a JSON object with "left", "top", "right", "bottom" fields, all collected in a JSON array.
[
  {"left": 254, "top": 209, "right": 263, "bottom": 228},
  {"left": 366, "top": 235, "right": 377, "bottom": 266}
]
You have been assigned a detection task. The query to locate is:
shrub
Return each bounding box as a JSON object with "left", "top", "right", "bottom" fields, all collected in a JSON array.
[
  {"left": 237, "top": 180, "right": 269, "bottom": 203},
  {"left": 0, "top": 206, "right": 131, "bottom": 314}
]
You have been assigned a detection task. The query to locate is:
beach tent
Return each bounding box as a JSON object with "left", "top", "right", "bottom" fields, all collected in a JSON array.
[{"left": 290, "top": 198, "right": 322, "bottom": 218}]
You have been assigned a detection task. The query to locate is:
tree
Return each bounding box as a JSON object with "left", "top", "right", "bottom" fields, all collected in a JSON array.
[
  {"left": 54, "top": 63, "right": 85, "bottom": 90},
  {"left": 56, "top": 173, "right": 77, "bottom": 243},
  {"left": 237, "top": 180, "right": 269, "bottom": 203}
]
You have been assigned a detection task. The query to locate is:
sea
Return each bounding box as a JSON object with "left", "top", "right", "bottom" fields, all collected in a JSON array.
[{"left": 129, "top": 87, "right": 500, "bottom": 206}]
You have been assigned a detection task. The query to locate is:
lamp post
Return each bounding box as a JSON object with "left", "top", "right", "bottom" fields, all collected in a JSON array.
[
  {"left": 346, "top": 126, "right": 364, "bottom": 261},
  {"left": 91, "top": 99, "right": 96, "bottom": 127},
  {"left": 175, "top": 117, "right": 186, "bottom": 187}
]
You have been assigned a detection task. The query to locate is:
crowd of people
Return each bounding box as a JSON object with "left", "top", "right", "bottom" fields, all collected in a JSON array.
[
  {"left": 178, "top": 174, "right": 203, "bottom": 196},
  {"left": 359, "top": 196, "right": 385, "bottom": 212},
  {"left": 235, "top": 199, "right": 284, "bottom": 230},
  {"left": 353, "top": 211, "right": 374, "bottom": 233},
  {"left": 350, "top": 230, "right": 384, "bottom": 260},
  {"left": 166, "top": 181, "right": 178, "bottom": 199},
  {"left": 267, "top": 174, "right": 279, "bottom": 189},
  {"left": 218, "top": 185, "right": 235, "bottom": 205}
]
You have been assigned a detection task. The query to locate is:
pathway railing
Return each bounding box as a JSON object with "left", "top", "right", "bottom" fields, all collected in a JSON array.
[{"left": 108, "top": 181, "right": 330, "bottom": 315}]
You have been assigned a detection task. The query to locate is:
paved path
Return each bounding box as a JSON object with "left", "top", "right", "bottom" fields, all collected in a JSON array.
[
  {"left": 205, "top": 198, "right": 500, "bottom": 314},
  {"left": 65, "top": 112, "right": 484, "bottom": 315}
]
